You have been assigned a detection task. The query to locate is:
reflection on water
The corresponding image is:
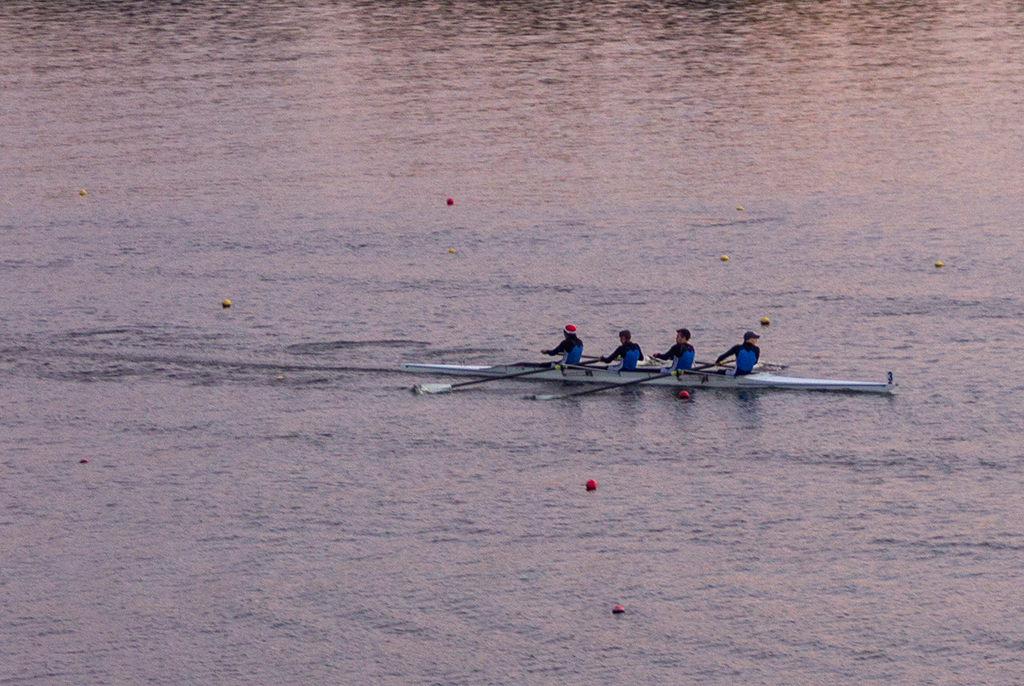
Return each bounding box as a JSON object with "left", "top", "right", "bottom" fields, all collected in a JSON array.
[{"left": 5, "top": 0, "right": 1024, "bottom": 213}]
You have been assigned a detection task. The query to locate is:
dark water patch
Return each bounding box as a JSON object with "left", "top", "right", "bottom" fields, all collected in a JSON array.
[
  {"left": 589, "top": 300, "right": 650, "bottom": 307},
  {"left": 63, "top": 328, "right": 133, "bottom": 338},
  {"left": 696, "top": 215, "right": 781, "bottom": 229},
  {"left": 285, "top": 339, "right": 429, "bottom": 354},
  {"left": 971, "top": 630, "right": 1024, "bottom": 653},
  {"left": 9, "top": 347, "right": 405, "bottom": 384},
  {"left": 869, "top": 536, "right": 1024, "bottom": 555},
  {"left": 430, "top": 346, "right": 506, "bottom": 357},
  {"left": 867, "top": 296, "right": 1024, "bottom": 319}
]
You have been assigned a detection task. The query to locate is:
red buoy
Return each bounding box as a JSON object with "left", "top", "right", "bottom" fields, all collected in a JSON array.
[
  {"left": 585, "top": 479, "right": 597, "bottom": 491},
  {"left": 446, "top": 197, "right": 454, "bottom": 205},
  {"left": 677, "top": 390, "right": 690, "bottom": 401},
  {"left": 79, "top": 458, "right": 89, "bottom": 464},
  {"left": 612, "top": 605, "right": 625, "bottom": 614}
]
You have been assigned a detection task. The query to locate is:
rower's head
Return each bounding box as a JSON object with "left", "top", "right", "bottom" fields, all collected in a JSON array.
[
  {"left": 563, "top": 324, "right": 577, "bottom": 338},
  {"left": 676, "top": 328, "right": 690, "bottom": 343},
  {"left": 619, "top": 329, "right": 631, "bottom": 342},
  {"left": 743, "top": 331, "right": 760, "bottom": 344}
]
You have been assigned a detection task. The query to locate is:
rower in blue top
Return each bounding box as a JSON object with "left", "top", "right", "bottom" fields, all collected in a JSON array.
[
  {"left": 600, "top": 329, "right": 644, "bottom": 371},
  {"left": 541, "top": 324, "right": 583, "bottom": 366},
  {"left": 652, "top": 328, "right": 695, "bottom": 373},
  {"left": 715, "top": 331, "right": 761, "bottom": 376}
]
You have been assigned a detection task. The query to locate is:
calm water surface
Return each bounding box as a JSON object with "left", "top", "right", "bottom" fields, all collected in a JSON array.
[{"left": 3, "top": 1, "right": 1024, "bottom": 684}]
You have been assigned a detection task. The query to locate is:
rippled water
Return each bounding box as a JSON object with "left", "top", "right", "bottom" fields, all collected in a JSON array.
[{"left": 3, "top": 1, "right": 1024, "bottom": 683}]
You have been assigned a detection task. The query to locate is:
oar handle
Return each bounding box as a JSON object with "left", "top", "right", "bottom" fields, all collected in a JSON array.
[{"left": 697, "top": 359, "right": 732, "bottom": 369}]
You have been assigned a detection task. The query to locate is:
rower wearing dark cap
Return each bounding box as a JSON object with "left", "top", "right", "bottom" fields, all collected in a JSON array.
[
  {"left": 652, "top": 328, "right": 695, "bottom": 373},
  {"left": 715, "top": 331, "right": 761, "bottom": 376},
  {"left": 600, "top": 329, "right": 644, "bottom": 371},
  {"left": 541, "top": 324, "right": 584, "bottom": 365}
]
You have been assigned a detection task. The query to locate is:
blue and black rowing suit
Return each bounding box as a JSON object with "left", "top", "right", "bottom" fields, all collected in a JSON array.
[
  {"left": 653, "top": 342, "right": 695, "bottom": 371},
  {"left": 543, "top": 334, "right": 583, "bottom": 365},
  {"left": 601, "top": 342, "right": 644, "bottom": 371},
  {"left": 716, "top": 342, "right": 760, "bottom": 375}
]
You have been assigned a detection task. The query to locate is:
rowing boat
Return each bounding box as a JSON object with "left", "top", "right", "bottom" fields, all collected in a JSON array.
[{"left": 401, "top": 362, "right": 896, "bottom": 394}]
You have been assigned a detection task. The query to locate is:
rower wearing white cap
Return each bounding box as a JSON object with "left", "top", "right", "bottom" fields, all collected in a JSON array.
[
  {"left": 541, "top": 325, "right": 584, "bottom": 366},
  {"left": 715, "top": 331, "right": 761, "bottom": 376}
]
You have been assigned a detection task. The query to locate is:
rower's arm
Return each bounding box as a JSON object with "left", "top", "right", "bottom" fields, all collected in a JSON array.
[
  {"left": 542, "top": 340, "right": 569, "bottom": 356},
  {"left": 600, "top": 344, "right": 625, "bottom": 364},
  {"left": 716, "top": 344, "right": 741, "bottom": 364}
]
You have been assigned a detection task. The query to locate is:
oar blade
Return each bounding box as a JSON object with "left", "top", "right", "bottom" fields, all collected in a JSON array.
[
  {"left": 530, "top": 393, "right": 557, "bottom": 401},
  {"left": 412, "top": 383, "right": 453, "bottom": 395}
]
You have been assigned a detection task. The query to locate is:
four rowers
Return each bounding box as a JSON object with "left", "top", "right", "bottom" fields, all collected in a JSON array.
[{"left": 542, "top": 325, "right": 762, "bottom": 374}]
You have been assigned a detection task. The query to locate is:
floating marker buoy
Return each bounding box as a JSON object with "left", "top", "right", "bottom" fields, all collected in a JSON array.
[
  {"left": 586, "top": 479, "right": 597, "bottom": 491},
  {"left": 79, "top": 458, "right": 89, "bottom": 464},
  {"left": 761, "top": 317, "right": 770, "bottom": 326},
  {"left": 612, "top": 605, "right": 625, "bottom": 614},
  {"left": 677, "top": 390, "right": 690, "bottom": 401},
  {"left": 935, "top": 261, "right": 944, "bottom": 268},
  {"left": 79, "top": 189, "right": 87, "bottom": 196},
  {"left": 720, "top": 255, "right": 729, "bottom": 262},
  {"left": 221, "top": 299, "right": 231, "bottom": 308},
  {"left": 737, "top": 206, "right": 743, "bottom": 211},
  {"left": 448, "top": 248, "right": 456, "bottom": 253},
  {"left": 447, "top": 197, "right": 454, "bottom": 206},
  {"left": 276, "top": 376, "right": 284, "bottom": 381}
]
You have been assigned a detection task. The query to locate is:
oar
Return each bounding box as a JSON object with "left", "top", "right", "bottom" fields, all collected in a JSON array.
[
  {"left": 694, "top": 359, "right": 786, "bottom": 373},
  {"left": 531, "top": 361, "right": 720, "bottom": 401},
  {"left": 531, "top": 370, "right": 663, "bottom": 401},
  {"left": 676, "top": 361, "right": 718, "bottom": 373},
  {"left": 413, "top": 360, "right": 599, "bottom": 394}
]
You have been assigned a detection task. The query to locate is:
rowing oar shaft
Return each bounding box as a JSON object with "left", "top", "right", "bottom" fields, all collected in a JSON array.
[
  {"left": 677, "top": 362, "right": 717, "bottom": 374},
  {"left": 532, "top": 361, "right": 717, "bottom": 401},
  {"left": 532, "top": 371, "right": 660, "bottom": 401},
  {"left": 413, "top": 360, "right": 600, "bottom": 394}
]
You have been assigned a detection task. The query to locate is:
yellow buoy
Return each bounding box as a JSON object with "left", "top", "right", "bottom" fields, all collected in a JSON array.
[
  {"left": 79, "top": 189, "right": 87, "bottom": 196},
  {"left": 737, "top": 206, "right": 743, "bottom": 211},
  {"left": 276, "top": 375, "right": 284, "bottom": 381},
  {"left": 720, "top": 255, "right": 729, "bottom": 261},
  {"left": 221, "top": 299, "right": 231, "bottom": 308},
  {"left": 935, "top": 260, "right": 944, "bottom": 268},
  {"left": 448, "top": 248, "right": 456, "bottom": 254},
  {"left": 761, "top": 317, "right": 770, "bottom": 326}
]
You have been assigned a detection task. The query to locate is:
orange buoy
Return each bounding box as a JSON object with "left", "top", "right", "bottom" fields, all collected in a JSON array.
[
  {"left": 612, "top": 605, "right": 625, "bottom": 614},
  {"left": 586, "top": 479, "right": 597, "bottom": 491},
  {"left": 677, "top": 390, "right": 690, "bottom": 400}
]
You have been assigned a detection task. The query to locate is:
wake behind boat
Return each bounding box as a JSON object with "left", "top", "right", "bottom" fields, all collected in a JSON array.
[{"left": 402, "top": 362, "right": 896, "bottom": 395}]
